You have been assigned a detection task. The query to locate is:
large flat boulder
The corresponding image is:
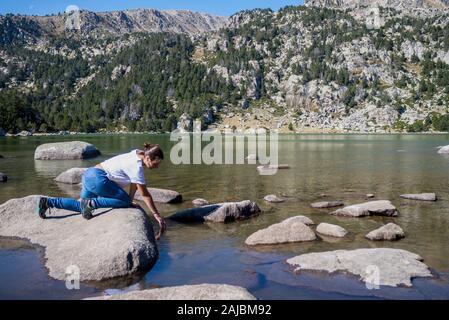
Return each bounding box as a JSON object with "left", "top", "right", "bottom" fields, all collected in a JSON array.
[
  {"left": 86, "top": 284, "right": 256, "bottom": 300},
  {"left": 0, "top": 195, "right": 158, "bottom": 282},
  {"left": 365, "top": 223, "right": 405, "bottom": 241},
  {"left": 34, "top": 141, "right": 100, "bottom": 160},
  {"left": 400, "top": 193, "right": 437, "bottom": 202},
  {"left": 169, "top": 200, "right": 261, "bottom": 223},
  {"left": 245, "top": 216, "right": 316, "bottom": 245},
  {"left": 54, "top": 168, "right": 87, "bottom": 184},
  {"left": 287, "top": 248, "right": 432, "bottom": 287},
  {"left": 331, "top": 200, "right": 398, "bottom": 217},
  {"left": 135, "top": 187, "right": 183, "bottom": 204}
]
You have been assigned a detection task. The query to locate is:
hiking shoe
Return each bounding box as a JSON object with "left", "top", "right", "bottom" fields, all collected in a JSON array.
[
  {"left": 35, "top": 197, "right": 49, "bottom": 219},
  {"left": 80, "top": 198, "right": 94, "bottom": 220}
]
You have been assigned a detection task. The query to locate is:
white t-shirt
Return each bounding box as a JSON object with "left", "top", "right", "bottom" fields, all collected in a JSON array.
[{"left": 101, "top": 150, "right": 146, "bottom": 188}]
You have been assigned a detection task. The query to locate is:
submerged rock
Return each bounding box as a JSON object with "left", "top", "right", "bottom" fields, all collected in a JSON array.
[
  {"left": 135, "top": 187, "right": 183, "bottom": 204},
  {"left": 257, "top": 164, "right": 290, "bottom": 175},
  {"left": 54, "top": 168, "right": 87, "bottom": 184},
  {"left": 245, "top": 216, "right": 316, "bottom": 245},
  {"left": 0, "top": 172, "right": 7, "bottom": 183},
  {"left": 34, "top": 141, "right": 100, "bottom": 160},
  {"left": 365, "top": 223, "right": 405, "bottom": 241},
  {"left": 0, "top": 196, "right": 158, "bottom": 281},
  {"left": 192, "top": 198, "right": 210, "bottom": 206},
  {"left": 331, "top": 200, "right": 398, "bottom": 217},
  {"left": 264, "top": 194, "right": 285, "bottom": 203},
  {"left": 169, "top": 200, "right": 261, "bottom": 223},
  {"left": 400, "top": 193, "right": 437, "bottom": 202},
  {"left": 86, "top": 284, "right": 256, "bottom": 300},
  {"left": 311, "top": 201, "right": 344, "bottom": 209},
  {"left": 316, "top": 223, "right": 347, "bottom": 238},
  {"left": 287, "top": 248, "right": 432, "bottom": 287}
]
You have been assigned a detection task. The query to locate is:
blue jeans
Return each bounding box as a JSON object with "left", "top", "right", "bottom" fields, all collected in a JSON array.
[{"left": 47, "top": 168, "right": 132, "bottom": 212}]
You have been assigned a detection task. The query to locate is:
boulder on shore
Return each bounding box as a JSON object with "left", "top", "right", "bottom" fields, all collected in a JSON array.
[
  {"left": 86, "top": 284, "right": 256, "bottom": 300},
  {"left": 264, "top": 194, "right": 285, "bottom": 203},
  {"left": 135, "top": 187, "right": 183, "bottom": 204},
  {"left": 311, "top": 201, "right": 344, "bottom": 209},
  {"left": 400, "top": 193, "right": 437, "bottom": 202},
  {"left": 316, "top": 223, "right": 348, "bottom": 238},
  {"left": 365, "top": 223, "right": 405, "bottom": 241},
  {"left": 54, "top": 168, "right": 87, "bottom": 184},
  {"left": 0, "top": 195, "right": 158, "bottom": 281},
  {"left": 34, "top": 141, "right": 100, "bottom": 160},
  {"left": 245, "top": 216, "right": 316, "bottom": 245},
  {"left": 0, "top": 172, "right": 7, "bottom": 183},
  {"left": 192, "top": 198, "right": 210, "bottom": 207},
  {"left": 331, "top": 200, "right": 398, "bottom": 217},
  {"left": 169, "top": 200, "right": 261, "bottom": 223},
  {"left": 287, "top": 248, "right": 432, "bottom": 287},
  {"left": 16, "top": 130, "right": 32, "bottom": 137}
]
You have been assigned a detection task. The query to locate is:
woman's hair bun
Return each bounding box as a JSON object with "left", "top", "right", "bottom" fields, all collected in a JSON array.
[{"left": 143, "top": 142, "right": 164, "bottom": 160}]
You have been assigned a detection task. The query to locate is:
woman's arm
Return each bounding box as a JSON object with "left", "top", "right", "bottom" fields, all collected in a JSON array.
[
  {"left": 129, "top": 183, "right": 137, "bottom": 201},
  {"left": 135, "top": 184, "right": 166, "bottom": 240}
]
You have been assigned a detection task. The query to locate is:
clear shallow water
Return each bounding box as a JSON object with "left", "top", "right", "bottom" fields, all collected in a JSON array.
[{"left": 1, "top": 134, "right": 449, "bottom": 299}]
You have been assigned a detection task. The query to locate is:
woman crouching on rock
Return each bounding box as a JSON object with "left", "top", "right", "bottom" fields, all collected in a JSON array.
[{"left": 35, "top": 143, "right": 166, "bottom": 240}]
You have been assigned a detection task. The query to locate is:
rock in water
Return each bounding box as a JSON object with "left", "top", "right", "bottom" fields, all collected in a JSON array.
[
  {"left": 437, "top": 145, "right": 449, "bottom": 154},
  {"left": 0, "top": 196, "right": 158, "bottom": 281},
  {"left": 54, "top": 168, "right": 87, "bottom": 184},
  {"left": 287, "top": 248, "right": 432, "bottom": 287},
  {"left": 245, "top": 216, "right": 316, "bottom": 245},
  {"left": 264, "top": 194, "right": 285, "bottom": 203},
  {"left": 16, "top": 130, "right": 32, "bottom": 137},
  {"left": 331, "top": 200, "right": 398, "bottom": 217},
  {"left": 135, "top": 187, "right": 183, "bottom": 204},
  {"left": 400, "top": 193, "right": 437, "bottom": 202},
  {"left": 257, "top": 164, "right": 290, "bottom": 175},
  {"left": 0, "top": 172, "right": 7, "bottom": 183},
  {"left": 169, "top": 200, "right": 260, "bottom": 223},
  {"left": 316, "top": 223, "right": 348, "bottom": 238},
  {"left": 192, "top": 198, "right": 210, "bottom": 206},
  {"left": 365, "top": 223, "right": 405, "bottom": 241},
  {"left": 311, "top": 201, "right": 344, "bottom": 209},
  {"left": 86, "top": 284, "right": 256, "bottom": 300},
  {"left": 34, "top": 141, "right": 100, "bottom": 160}
]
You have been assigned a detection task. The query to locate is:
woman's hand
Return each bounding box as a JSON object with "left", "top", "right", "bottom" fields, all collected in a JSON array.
[{"left": 153, "top": 213, "right": 166, "bottom": 241}]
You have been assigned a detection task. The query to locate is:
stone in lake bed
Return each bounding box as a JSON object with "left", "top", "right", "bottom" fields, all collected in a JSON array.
[
  {"left": 316, "top": 223, "right": 347, "bottom": 238},
  {"left": 169, "top": 200, "right": 260, "bottom": 223},
  {"left": 264, "top": 194, "right": 285, "bottom": 203},
  {"left": 331, "top": 200, "right": 398, "bottom": 217},
  {"left": 86, "top": 284, "right": 256, "bottom": 300},
  {"left": 365, "top": 223, "right": 405, "bottom": 241},
  {"left": 192, "top": 198, "right": 210, "bottom": 206},
  {"left": 287, "top": 248, "right": 432, "bottom": 287},
  {"left": 0, "top": 172, "right": 7, "bottom": 183},
  {"left": 245, "top": 216, "right": 316, "bottom": 245},
  {"left": 0, "top": 195, "right": 158, "bottom": 281},
  {"left": 34, "top": 141, "right": 100, "bottom": 160},
  {"left": 135, "top": 187, "right": 182, "bottom": 204},
  {"left": 54, "top": 168, "right": 87, "bottom": 184},
  {"left": 400, "top": 193, "right": 437, "bottom": 202},
  {"left": 310, "top": 201, "right": 344, "bottom": 209}
]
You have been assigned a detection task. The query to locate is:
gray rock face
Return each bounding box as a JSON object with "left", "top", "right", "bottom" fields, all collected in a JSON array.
[
  {"left": 316, "top": 223, "right": 348, "bottom": 238},
  {"left": 287, "top": 248, "right": 432, "bottom": 287},
  {"left": 87, "top": 284, "right": 256, "bottom": 300},
  {"left": 135, "top": 187, "right": 183, "bottom": 204},
  {"left": 0, "top": 196, "right": 158, "bottom": 281},
  {"left": 331, "top": 200, "right": 398, "bottom": 217},
  {"left": 311, "top": 201, "right": 344, "bottom": 209},
  {"left": 366, "top": 223, "right": 405, "bottom": 241},
  {"left": 54, "top": 168, "right": 87, "bottom": 184},
  {"left": 169, "top": 200, "right": 261, "bottom": 223},
  {"left": 245, "top": 216, "right": 316, "bottom": 245},
  {"left": 0, "top": 172, "right": 7, "bottom": 182},
  {"left": 192, "top": 198, "right": 210, "bottom": 206},
  {"left": 305, "top": 0, "right": 449, "bottom": 10},
  {"left": 34, "top": 141, "right": 100, "bottom": 160},
  {"left": 400, "top": 193, "right": 437, "bottom": 201},
  {"left": 264, "top": 194, "right": 285, "bottom": 203},
  {"left": 176, "top": 113, "right": 193, "bottom": 132}
]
